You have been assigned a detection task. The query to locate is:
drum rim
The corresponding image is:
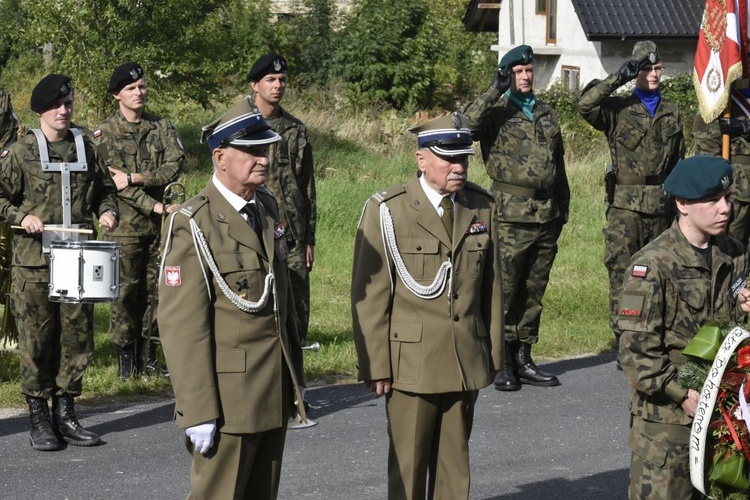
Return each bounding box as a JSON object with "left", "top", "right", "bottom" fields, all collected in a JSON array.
[{"left": 49, "top": 240, "right": 121, "bottom": 249}]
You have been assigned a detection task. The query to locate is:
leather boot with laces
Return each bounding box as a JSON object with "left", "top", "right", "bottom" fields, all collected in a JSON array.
[
  {"left": 52, "top": 395, "right": 100, "bottom": 446},
  {"left": 514, "top": 342, "right": 560, "bottom": 387},
  {"left": 117, "top": 344, "right": 137, "bottom": 380},
  {"left": 141, "top": 340, "right": 170, "bottom": 378},
  {"left": 494, "top": 341, "right": 521, "bottom": 391},
  {"left": 26, "top": 397, "right": 63, "bottom": 451}
]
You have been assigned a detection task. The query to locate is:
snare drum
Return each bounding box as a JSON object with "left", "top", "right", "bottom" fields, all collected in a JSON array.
[{"left": 48, "top": 240, "right": 121, "bottom": 303}]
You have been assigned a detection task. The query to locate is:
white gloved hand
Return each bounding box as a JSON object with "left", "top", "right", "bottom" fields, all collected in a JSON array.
[{"left": 185, "top": 420, "right": 216, "bottom": 455}]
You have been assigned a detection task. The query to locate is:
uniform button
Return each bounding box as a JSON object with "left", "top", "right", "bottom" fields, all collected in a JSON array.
[
  {"left": 453, "top": 293, "right": 459, "bottom": 300},
  {"left": 477, "top": 242, "right": 482, "bottom": 248},
  {"left": 453, "top": 315, "right": 459, "bottom": 322},
  {"left": 416, "top": 246, "right": 422, "bottom": 251},
  {"left": 394, "top": 332, "right": 398, "bottom": 338}
]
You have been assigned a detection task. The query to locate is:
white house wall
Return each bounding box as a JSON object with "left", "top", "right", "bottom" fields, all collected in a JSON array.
[{"left": 491, "top": 0, "right": 696, "bottom": 90}]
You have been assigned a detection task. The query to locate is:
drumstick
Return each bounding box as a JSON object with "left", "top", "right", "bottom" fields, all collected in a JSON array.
[{"left": 10, "top": 225, "right": 94, "bottom": 234}]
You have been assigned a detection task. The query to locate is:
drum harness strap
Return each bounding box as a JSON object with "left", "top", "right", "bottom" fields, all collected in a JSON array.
[
  {"left": 378, "top": 201, "right": 451, "bottom": 300},
  {"left": 161, "top": 207, "right": 275, "bottom": 314}
]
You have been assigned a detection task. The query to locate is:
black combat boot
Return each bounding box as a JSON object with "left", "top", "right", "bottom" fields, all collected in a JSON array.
[
  {"left": 141, "top": 341, "right": 170, "bottom": 378},
  {"left": 52, "top": 395, "right": 100, "bottom": 446},
  {"left": 494, "top": 341, "right": 521, "bottom": 391},
  {"left": 514, "top": 342, "right": 560, "bottom": 387},
  {"left": 117, "top": 344, "right": 137, "bottom": 380},
  {"left": 26, "top": 397, "right": 63, "bottom": 451}
]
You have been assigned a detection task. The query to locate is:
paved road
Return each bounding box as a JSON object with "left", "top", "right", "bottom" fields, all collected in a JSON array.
[{"left": 0, "top": 352, "right": 630, "bottom": 499}]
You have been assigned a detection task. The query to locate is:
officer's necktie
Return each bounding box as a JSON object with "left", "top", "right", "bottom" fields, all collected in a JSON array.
[
  {"left": 439, "top": 196, "right": 453, "bottom": 239},
  {"left": 241, "top": 202, "right": 262, "bottom": 238}
]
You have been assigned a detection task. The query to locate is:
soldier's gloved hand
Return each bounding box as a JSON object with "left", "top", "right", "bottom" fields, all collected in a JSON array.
[
  {"left": 185, "top": 419, "right": 216, "bottom": 455},
  {"left": 615, "top": 59, "right": 642, "bottom": 86},
  {"left": 719, "top": 117, "right": 750, "bottom": 137},
  {"left": 492, "top": 65, "right": 511, "bottom": 94}
]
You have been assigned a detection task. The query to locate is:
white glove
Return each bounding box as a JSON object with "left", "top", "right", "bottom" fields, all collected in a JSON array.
[{"left": 185, "top": 420, "right": 216, "bottom": 455}]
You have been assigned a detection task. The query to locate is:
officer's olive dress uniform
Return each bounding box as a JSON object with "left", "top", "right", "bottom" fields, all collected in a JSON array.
[
  {"left": 352, "top": 174, "right": 503, "bottom": 499},
  {"left": 159, "top": 181, "right": 306, "bottom": 499}
]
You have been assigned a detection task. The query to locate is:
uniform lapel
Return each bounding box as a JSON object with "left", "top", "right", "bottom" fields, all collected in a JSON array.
[
  {"left": 257, "top": 199, "right": 275, "bottom": 262},
  {"left": 453, "top": 189, "right": 477, "bottom": 245},
  {"left": 407, "top": 176, "right": 452, "bottom": 248},
  {"left": 206, "top": 183, "right": 266, "bottom": 255}
]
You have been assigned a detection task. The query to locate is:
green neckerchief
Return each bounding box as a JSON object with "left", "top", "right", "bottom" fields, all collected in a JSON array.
[
  {"left": 507, "top": 90, "right": 536, "bottom": 120},
  {"left": 49, "top": 138, "right": 72, "bottom": 159}
]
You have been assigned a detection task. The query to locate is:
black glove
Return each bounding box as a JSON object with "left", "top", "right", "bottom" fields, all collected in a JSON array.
[
  {"left": 492, "top": 65, "right": 511, "bottom": 94},
  {"left": 615, "top": 59, "right": 641, "bottom": 86},
  {"left": 719, "top": 117, "right": 750, "bottom": 137}
]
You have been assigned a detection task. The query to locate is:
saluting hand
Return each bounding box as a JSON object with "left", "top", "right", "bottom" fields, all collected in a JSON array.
[{"left": 492, "top": 65, "right": 511, "bottom": 94}]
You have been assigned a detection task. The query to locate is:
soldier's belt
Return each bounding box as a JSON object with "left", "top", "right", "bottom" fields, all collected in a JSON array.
[
  {"left": 492, "top": 181, "right": 553, "bottom": 200},
  {"left": 615, "top": 172, "right": 668, "bottom": 186}
]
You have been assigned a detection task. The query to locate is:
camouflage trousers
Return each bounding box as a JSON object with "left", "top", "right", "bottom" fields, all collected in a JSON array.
[
  {"left": 729, "top": 199, "right": 750, "bottom": 247},
  {"left": 10, "top": 266, "right": 93, "bottom": 399},
  {"left": 287, "top": 239, "right": 310, "bottom": 343},
  {"left": 605, "top": 208, "right": 670, "bottom": 342},
  {"left": 497, "top": 220, "right": 559, "bottom": 344},
  {"left": 628, "top": 416, "right": 701, "bottom": 500},
  {"left": 103, "top": 235, "right": 160, "bottom": 347}
]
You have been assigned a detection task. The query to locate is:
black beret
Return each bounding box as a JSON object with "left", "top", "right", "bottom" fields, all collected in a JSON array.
[
  {"left": 30, "top": 74, "right": 72, "bottom": 113},
  {"left": 247, "top": 53, "right": 287, "bottom": 82},
  {"left": 499, "top": 45, "right": 534, "bottom": 70},
  {"left": 108, "top": 62, "right": 145, "bottom": 93},
  {"left": 664, "top": 156, "right": 733, "bottom": 200}
]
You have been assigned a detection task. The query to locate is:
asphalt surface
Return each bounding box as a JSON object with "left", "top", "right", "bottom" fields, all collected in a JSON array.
[{"left": 0, "top": 352, "right": 630, "bottom": 499}]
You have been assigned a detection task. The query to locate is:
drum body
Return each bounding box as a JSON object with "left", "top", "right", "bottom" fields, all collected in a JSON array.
[{"left": 48, "top": 240, "right": 121, "bottom": 303}]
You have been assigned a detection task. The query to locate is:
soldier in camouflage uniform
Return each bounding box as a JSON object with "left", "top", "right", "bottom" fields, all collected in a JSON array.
[
  {"left": 618, "top": 156, "right": 750, "bottom": 499},
  {"left": 463, "top": 45, "right": 569, "bottom": 391},
  {"left": 0, "top": 74, "right": 119, "bottom": 451},
  {"left": 0, "top": 87, "right": 18, "bottom": 149},
  {"left": 248, "top": 54, "right": 316, "bottom": 345},
  {"left": 693, "top": 109, "right": 750, "bottom": 245},
  {"left": 577, "top": 41, "right": 685, "bottom": 356},
  {"left": 93, "top": 62, "right": 185, "bottom": 380}
]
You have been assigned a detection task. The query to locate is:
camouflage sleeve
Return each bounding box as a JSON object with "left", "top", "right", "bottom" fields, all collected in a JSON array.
[
  {"left": 692, "top": 114, "right": 723, "bottom": 156},
  {"left": 297, "top": 128, "right": 316, "bottom": 246},
  {"left": 140, "top": 120, "right": 185, "bottom": 188},
  {"left": 116, "top": 187, "right": 157, "bottom": 216},
  {"left": 575, "top": 74, "right": 620, "bottom": 133},
  {"left": 91, "top": 146, "right": 119, "bottom": 217},
  {"left": 0, "top": 90, "right": 18, "bottom": 150},
  {"left": 462, "top": 86, "right": 503, "bottom": 142},
  {"left": 617, "top": 261, "right": 687, "bottom": 404},
  {"left": 0, "top": 148, "right": 29, "bottom": 224}
]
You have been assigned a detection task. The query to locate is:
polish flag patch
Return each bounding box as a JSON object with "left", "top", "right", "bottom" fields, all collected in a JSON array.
[
  {"left": 93, "top": 129, "right": 102, "bottom": 138},
  {"left": 165, "top": 266, "right": 182, "bottom": 286},
  {"left": 0, "top": 150, "right": 7, "bottom": 158},
  {"left": 631, "top": 265, "right": 648, "bottom": 278}
]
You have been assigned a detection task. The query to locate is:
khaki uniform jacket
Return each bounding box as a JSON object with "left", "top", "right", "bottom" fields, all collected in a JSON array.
[
  {"left": 617, "top": 221, "right": 749, "bottom": 425},
  {"left": 0, "top": 128, "right": 118, "bottom": 267},
  {"left": 351, "top": 175, "right": 503, "bottom": 393},
  {"left": 159, "top": 181, "right": 306, "bottom": 434}
]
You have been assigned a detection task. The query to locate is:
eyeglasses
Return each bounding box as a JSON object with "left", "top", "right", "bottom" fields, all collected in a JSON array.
[{"left": 640, "top": 66, "right": 664, "bottom": 74}]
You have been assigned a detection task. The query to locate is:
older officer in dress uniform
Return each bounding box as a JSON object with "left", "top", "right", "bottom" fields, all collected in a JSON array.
[
  {"left": 351, "top": 113, "right": 503, "bottom": 500},
  {"left": 158, "top": 97, "right": 307, "bottom": 499},
  {"left": 618, "top": 156, "right": 750, "bottom": 499}
]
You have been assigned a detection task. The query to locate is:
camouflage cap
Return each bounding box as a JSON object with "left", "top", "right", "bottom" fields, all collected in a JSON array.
[
  {"left": 499, "top": 45, "right": 534, "bottom": 70},
  {"left": 664, "top": 156, "right": 733, "bottom": 200},
  {"left": 201, "top": 96, "right": 280, "bottom": 152},
  {"left": 30, "top": 74, "right": 72, "bottom": 113},
  {"left": 247, "top": 53, "right": 287, "bottom": 82},
  {"left": 108, "top": 62, "right": 145, "bottom": 93},
  {"left": 632, "top": 40, "right": 660, "bottom": 64},
  {"left": 408, "top": 113, "right": 475, "bottom": 157}
]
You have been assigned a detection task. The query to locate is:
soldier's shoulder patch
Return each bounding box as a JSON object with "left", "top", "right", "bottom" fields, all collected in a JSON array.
[
  {"left": 371, "top": 185, "right": 406, "bottom": 204},
  {"left": 0, "top": 150, "right": 7, "bottom": 158},
  {"left": 619, "top": 291, "right": 646, "bottom": 318},
  {"left": 631, "top": 265, "right": 649, "bottom": 278},
  {"left": 93, "top": 129, "right": 102, "bottom": 139}
]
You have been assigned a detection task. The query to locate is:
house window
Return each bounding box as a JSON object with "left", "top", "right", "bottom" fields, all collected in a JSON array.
[
  {"left": 536, "top": 0, "right": 546, "bottom": 14},
  {"left": 546, "top": 0, "right": 557, "bottom": 44},
  {"left": 562, "top": 66, "right": 580, "bottom": 90}
]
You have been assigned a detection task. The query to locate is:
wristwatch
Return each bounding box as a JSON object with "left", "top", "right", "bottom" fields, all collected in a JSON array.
[
  {"left": 126, "top": 173, "right": 133, "bottom": 186},
  {"left": 106, "top": 209, "right": 118, "bottom": 221}
]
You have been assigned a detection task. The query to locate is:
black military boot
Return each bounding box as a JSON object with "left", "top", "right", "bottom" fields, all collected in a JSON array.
[
  {"left": 26, "top": 397, "right": 63, "bottom": 451},
  {"left": 52, "top": 395, "right": 100, "bottom": 446},
  {"left": 142, "top": 341, "right": 169, "bottom": 378},
  {"left": 494, "top": 341, "right": 521, "bottom": 391},
  {"left": 117, "top": 344, "right": 137, "bottom": 380},
  {"left": 514, "top": 342, "right": 560, "bottom": 387}
]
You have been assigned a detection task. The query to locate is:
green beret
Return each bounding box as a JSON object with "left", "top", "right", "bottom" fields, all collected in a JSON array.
[
  {"left": 499, "top": 45, "right": 534, "bottom": 70},
  {"left": 632, "top": 40, "right": 660, "bottom": 64},
  {"left": 664, "top": 156, "right": 733, "bottom": 200}
]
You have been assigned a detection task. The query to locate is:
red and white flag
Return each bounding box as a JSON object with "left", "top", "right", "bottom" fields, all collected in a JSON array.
[{"left": 694, "top": 0, "right": 747, "bottom": 122}]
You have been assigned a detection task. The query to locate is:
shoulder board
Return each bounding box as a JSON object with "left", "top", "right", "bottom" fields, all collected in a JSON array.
[
  {"left": 177, "top": 195, "right": 208, "bottom": 218},
  {"left": 463, "top": 181, "right": 493, "bottom": 198},
  {"left": 370, "top": 185, "right": 406, "bottom": 204}
]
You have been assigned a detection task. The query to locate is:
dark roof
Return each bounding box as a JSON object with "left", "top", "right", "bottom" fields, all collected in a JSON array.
[
  {"left": 571, "top": 0, "right": 703, "bottom": 40},
  {"left": 463, "top": 0, "right": 704, "bottom": 40}
]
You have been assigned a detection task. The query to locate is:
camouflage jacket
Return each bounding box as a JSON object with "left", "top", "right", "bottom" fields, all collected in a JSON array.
[
  {"left": 576, "top": 74, "right": 684, "bottom": 215},
  {"left": 265, "top": 106, "right": 316, "bottom": 246},
  {"left": 94, "top": 110, "right": 185, "bottom": 236},
  {"left": 0, "top": 127, "right": 119, "bottom": 267},
  {"left": 693, "top": 113, "right": 750, "bottom": 202},
  {"left": 617, "top": 221, "right": 749, "bottom": 425},
  {"left": 0, "top": 88, "right": 18, "bottom": 149},
  {"left": 462, "top": 86, "right": 569, "bottom": 224}
]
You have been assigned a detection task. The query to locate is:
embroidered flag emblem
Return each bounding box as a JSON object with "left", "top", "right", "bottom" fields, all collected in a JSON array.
[
  {"left": 165, "top": 266, "right": 181, "bottom": 286},
  {"left": 631, "top": 265, "right": 648, "bottom": 278}
]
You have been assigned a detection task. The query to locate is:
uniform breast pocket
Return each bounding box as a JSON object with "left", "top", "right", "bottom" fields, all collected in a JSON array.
[
  {"left": 494, "top": 125, "right": 531, "bottom": 158},
  {"left": 667, "top": 274, "right": 707, "bottom": 338},
  {"left": 215, "top": 349, "right": 246, "bottom": 425},
  {"left": 398, "top": 238, "right": 440, "bottom": 281},
  {"left": 464, "top": 233, "right": 490, "bottom": 278},
  {"left": 390, "top": 321, "right": 422, "bottom": 385},
  {"left": 615, "top": 117, "right": 648, "bottom": 151},
  {"left": 214, "top": 251, "right": 264, "bottom": 302},
  {"left": 114, "top": 136, "right": 138, "bottom": 164}
]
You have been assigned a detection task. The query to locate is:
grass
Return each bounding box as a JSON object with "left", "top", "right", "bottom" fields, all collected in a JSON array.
[{"left": 0, "top": 97, "right": 614, "bottom": 407}]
